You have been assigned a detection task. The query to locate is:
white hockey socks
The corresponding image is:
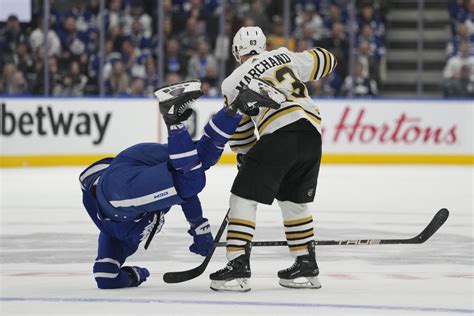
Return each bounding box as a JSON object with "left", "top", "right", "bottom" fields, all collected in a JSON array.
[
  {"left": 226, "top": 194, "right": 257, "bottom": 261},
  {"left": 278, "top": 200, "right": 315, "bottom": 257}
]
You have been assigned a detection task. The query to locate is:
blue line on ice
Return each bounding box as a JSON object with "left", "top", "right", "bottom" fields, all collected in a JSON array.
[{"left": 1, "top": 297, "right": 472, "bottom": 314}]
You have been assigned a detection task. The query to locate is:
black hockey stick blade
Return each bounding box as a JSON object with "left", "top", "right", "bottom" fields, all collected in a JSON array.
[
  {"left": 213, "top": 208, "right": 449, "bottom": 247},
  {"left": 163, "top": 209, "right": 230, "bottom": 284},
  {"left": 397, "top": 207, "right": 449, "bottom": 244}
]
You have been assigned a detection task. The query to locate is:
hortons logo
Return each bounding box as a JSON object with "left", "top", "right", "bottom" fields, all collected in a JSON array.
[
  {"left": 326, "top": 107, "right": 457, "bottom": 145},
  {"left": 0, "top": 103, "right": 112, "bottom": 145}
]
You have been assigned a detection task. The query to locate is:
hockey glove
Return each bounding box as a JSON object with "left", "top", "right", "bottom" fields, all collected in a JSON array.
[
  {"left": 227, "top": 78, "right": 285, "bottom": 116},
  {"left": 122, "top": 266, "right": 150, "bottom": 287},
  {"left": 188, "top": 218, "right": 213, "bottom": 256},
  {"left": 154, "top": 80, "right": 203, "bottom": 125}
]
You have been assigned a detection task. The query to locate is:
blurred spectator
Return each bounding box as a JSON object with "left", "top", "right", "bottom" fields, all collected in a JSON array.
[
  {"left": 318, "top": 22, "right": 349, "bottom": 79},
  {"left": 187, "top": 40, "right": 217, "bottom": 80},
  {"left": 57, "top": 15, "right": 87, "bottom": 59},
  {"left": 165, "top": 38, "right": 186, "bottom": 76},
  {"left": 107, "top": 0, "right": 127, "bottom": 31},
  {"left": 29, "top": 15, "right": 62, "bottom": 57},
  {"left": 306, "top": 75, "right": 340, "bottom": 97},
  {"left": 124, "top": 0, "right": 152, "bottom": 38},
  {"left": 443, "top": 41, "right": 474, "bottom": 96},
  {"left": 357, "top": 24, "right": 385, "bottom": 62},
  {"left": 358, "top": 3, "right": 385, "bottom": 38},
  {"left": 165, "top": 72, "right": 183, "bottom": 86},
  {"left": 446, "top": 22, "right": 474, "bottom": 57},
  {"left": 202, "top": 63, "right": 219, "bottom": 96},
  {"left": 297, "top": 24, "right": 317, "bottom": 50},
  {"left": 267, "top": 16, "right": 296, "bottom": 51},
  {"left": 55, "top": 61, "right": 88, "bottom": 96},
  {"left": 341, "top": 61, "right": 378, "bottom": 97},
  {"left": 129, "top": 19, "right": 152, "bottom": 50},
  {"left": 107, "top": 60, "right": 130, "bottom": 95},
  {"left": 178, "top": 17, "right": 206, "bottom": 58},
  {"left": 214, "top": 21, "right": 233, "bottom": 74},
  {"left": 323, "top": 4, "right": 347, "bottom": 32},
  {"left": 356, "top": 40, "right": 380, "bottom": 82},
  {"left": 294, "top": 4, "right": 325, "bottom": 42},
  {"left": 127, "top": 77, "right": 146, "bottom": 96},
  {"left": 69, "top": 0, "right": 100, "bottom": 32},
  {"left": 1, "top": 64, "right": 28, "bottom": 95},
  {"left": 144, "top": 57, "right": 159, "bottom": 96},
  {"left": 246, "top": 1, "right": 272, "bottom": 34},
  {"left": 450, "top": 0, "right": 474, "bottom": 33},
  {"left": 121, "top": 38, "right": 145, "bottom": 78},
  {"left": 0, "top": 15, "right": 25, "bottom": 57},
  {"left": 12, "top": 42, "right": 35, "bottom": 77}
]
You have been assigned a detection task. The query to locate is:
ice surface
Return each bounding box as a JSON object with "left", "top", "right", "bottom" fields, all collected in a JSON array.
[{"left": 1, "top": 165, "right": 473, "bottom": 315}]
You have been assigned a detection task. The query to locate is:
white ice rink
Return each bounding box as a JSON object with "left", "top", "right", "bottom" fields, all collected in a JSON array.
[{"left": 0, "top": 165, "right": 473, "bottom": 315}]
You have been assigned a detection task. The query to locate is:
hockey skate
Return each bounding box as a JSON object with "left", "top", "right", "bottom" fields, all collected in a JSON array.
[
  {"left": 209, "top": 246, "right": 251, "bottom": 292},
  {"left": 278, "top": 241, "right": 322, "bottom": 289},
  {"left": 154, "top": 80, "right": 203, "bottom": 125},
  {"left": 227, "top": 78, "right": 285, "bottom": 116}
]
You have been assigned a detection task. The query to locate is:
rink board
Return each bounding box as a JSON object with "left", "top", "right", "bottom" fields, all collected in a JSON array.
[{"left": 1, "top": 97, "right": 472, "bottom": 166}]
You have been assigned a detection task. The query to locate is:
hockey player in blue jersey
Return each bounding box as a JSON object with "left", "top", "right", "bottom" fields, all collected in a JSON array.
[{"left": 79, "top": 79, "right": 281, "bottom": 289}]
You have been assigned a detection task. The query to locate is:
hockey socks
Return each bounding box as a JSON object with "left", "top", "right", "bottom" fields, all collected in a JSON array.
[
  {"left": 278, "top": 201, "right": 314, "bottom": 257},
  {"left": 225, "top": 194, "right": 257, "bottom": 260},
  {"left": 209, "top": 194, "right": 255, "bottom": 292}
]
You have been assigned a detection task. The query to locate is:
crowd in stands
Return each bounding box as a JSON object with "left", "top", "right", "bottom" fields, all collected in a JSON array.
[
  {"left": 0, "top": 0, "right": 386, "bottom": 97},
  {"left": 444, "top": 0, "right": 474, "bottom": 97}
]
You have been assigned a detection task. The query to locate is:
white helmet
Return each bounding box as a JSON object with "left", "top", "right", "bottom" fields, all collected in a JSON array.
[{"left": 232, "top": 26, "right": 266, "bottom": 63}]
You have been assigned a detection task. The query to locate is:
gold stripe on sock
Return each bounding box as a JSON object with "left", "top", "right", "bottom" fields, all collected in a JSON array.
[
  {"left": 285, "top": 229, "right": 314, "bottom": 240},
  {"left": 229, "top": 218, "right": 256, "bottom": 227},
  {"left": 227, "top": 232, "right": 253, "bottom": 241},
  {"left": 284, "top": 216, "right": 313, "bottom": 226}
]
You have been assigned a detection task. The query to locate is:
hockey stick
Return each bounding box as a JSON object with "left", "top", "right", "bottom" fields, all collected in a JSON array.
[
  {"left": 214, "top": 208, "right": 449, "bottom": 247},
  {"left": 163, "top": 209, "right": 230, "bottom": 284}
]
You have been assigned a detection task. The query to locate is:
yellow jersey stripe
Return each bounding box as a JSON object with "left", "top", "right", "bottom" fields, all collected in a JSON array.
[
  {"left": 238, "top": 116, "right": 251, "bottom": 127},
  {"left": 230, "top": 139, "right": 257, "bottom": 149},
  {"left": 231, "top": 129, "right": 255, "bottom": 140},
  {"left": 321, "top": 49, "right": 331, "bottom": 77},
  {"left": 309, "top": 50, "right": 320, "bottom": 80},
  {"left": 257, "top": 107, "right": 272, "bottom": 125},
  {"left": 257, "top": 105, "right": 302, "bottom": 134}
]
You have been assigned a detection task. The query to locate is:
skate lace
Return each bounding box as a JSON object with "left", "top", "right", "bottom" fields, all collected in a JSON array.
[
  {"left": 216, "top": 262, "right": 234, "bottom": 273},
  {"left": 177, "top": 99, "right": 195, "bottom": 115},
  {"left": 283, "top": 261, "right": 299, "bottom": 272}
]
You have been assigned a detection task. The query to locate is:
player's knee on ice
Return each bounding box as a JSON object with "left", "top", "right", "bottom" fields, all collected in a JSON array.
[{"left": 93, "top": 260, "right": 130, "bottom": 289}]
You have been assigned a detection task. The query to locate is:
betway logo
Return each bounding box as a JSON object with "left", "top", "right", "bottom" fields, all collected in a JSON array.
[
  {"left": 0, "top": 103, "right": 112, "bottom": 145},
  {"left": 322, "top": 107, "right": 457, "bottom": 145}
]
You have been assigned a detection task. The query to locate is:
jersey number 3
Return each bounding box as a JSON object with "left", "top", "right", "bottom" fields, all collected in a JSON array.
[{"left": 275, "top": 66, "right": 307, "bottom": 99}]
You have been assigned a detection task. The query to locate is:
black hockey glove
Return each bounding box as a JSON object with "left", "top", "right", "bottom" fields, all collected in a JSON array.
[
  {"left": 122, "top": 266, "right": 150, "bottom": 287},
  {"left": 226, "top": 78, "right": 286, "bottom": 116},
  {"left": 154, "top": 80, "right": 203, "bottom": 125}
]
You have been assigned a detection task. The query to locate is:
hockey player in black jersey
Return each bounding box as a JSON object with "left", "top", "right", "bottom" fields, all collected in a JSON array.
[{"left": 210, "top": 26, "right": 337, "bottom": 292}]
